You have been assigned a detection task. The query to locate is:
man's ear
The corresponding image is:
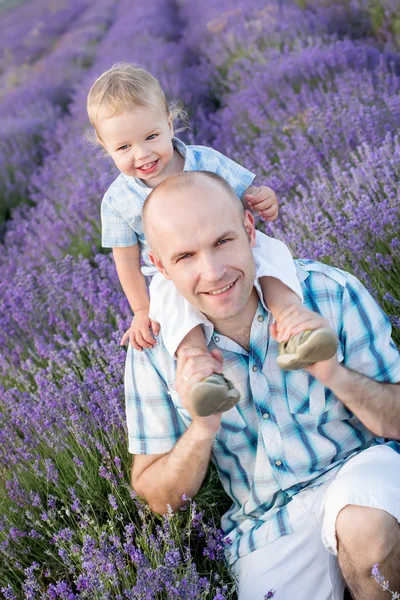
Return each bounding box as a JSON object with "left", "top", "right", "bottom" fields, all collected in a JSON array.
[
  {"left": 148, "top": 250, "right": 171, "bottom": 280},
  {"left": 243, "top": 210, "right": 257, "bottom": 247}
]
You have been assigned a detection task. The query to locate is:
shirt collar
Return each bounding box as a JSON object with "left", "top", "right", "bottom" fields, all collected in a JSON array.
[{"left": 212, "top": 261, "right": 309, "bottom": 354}]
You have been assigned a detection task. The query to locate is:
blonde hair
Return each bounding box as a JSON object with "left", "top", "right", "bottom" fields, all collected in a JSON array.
[{"left": 86, "top": 62, "right": 187, "bottom": 143}]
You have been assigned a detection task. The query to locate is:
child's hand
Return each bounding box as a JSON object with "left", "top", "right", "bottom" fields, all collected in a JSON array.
[
  {"left": 120, "top": 309, "right": 160, "bottom": 350},
  {"left": 245, "top": 186, "right": 278, "bottom": 221}
]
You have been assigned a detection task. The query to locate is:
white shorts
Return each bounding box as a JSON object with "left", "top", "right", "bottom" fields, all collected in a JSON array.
[
  {"left": 231, "top": 444, "right": 400, "bottom": 600},
  {"left": 149, "top": 230, "right": 303, "bottom": 358}
]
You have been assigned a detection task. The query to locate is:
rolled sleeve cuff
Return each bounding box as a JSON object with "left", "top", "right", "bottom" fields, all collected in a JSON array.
[{"left": 128, "top": 437, "right": 178, "bottom": 455}]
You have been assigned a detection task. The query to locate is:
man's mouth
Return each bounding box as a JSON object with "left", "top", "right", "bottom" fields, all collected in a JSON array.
[
  {"left": 137, "top": 159, "right": 158, "bottom": 173},
  {"left": 205, "top": 280, "right": 236, "bottom": 296}
]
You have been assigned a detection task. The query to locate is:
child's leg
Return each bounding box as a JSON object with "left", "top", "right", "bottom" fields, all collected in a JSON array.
[
  {"left": 149, "top": 274, "right": 240, "bottom": 415},
  {"left": 254, "top": 233, "right": 337, "bottom": 370},
  {"left": 259, "top": 276, "right": 302, "bottom": 342},
  {"left": 175, "top": 324, "right": 240, "bottom": 417},
  {"left": 176, "top": 324, "right": 208, "bottom": 355},
  {"left": 260, "top": 276, "right": 338, "bottom": 370}
]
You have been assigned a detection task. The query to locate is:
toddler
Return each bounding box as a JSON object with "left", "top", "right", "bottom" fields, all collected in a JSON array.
[{"left": 86, "top": 63, "right": 337, "bottom": 417}]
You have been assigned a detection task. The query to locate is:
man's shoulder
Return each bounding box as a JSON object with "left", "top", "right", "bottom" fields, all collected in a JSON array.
[{"left": 296, "top": 259, "right": 354, "bottom": 290}]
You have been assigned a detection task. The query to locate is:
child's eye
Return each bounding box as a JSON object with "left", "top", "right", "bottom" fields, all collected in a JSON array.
[
  {"left": 146, "top": 134, "right": 158, "bottom": 141},
  {"left": 117, "top": 144, "right": 130, "bottom": 151}
]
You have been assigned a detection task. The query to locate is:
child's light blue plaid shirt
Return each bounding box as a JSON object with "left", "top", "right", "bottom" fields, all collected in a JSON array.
[
  {"left": 101, "top": 137, "right": 255, "bottom": 275},
  {"left": 125, "top": 260, "right": 400, "bottom": 565}
]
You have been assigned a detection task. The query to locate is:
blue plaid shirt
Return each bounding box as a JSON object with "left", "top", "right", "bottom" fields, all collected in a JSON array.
[
  {"left": 125, "top": 260, "right": 400, "bottom": 565},
  {"left": 101, "top": 137, "right": 255, "bottom": 276}
]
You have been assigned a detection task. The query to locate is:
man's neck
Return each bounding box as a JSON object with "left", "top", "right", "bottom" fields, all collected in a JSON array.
[{"left": 212, "top": 288, "right": 259, "bottom": 352}]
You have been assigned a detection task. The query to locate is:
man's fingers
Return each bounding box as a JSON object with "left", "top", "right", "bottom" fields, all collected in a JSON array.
[
  {"left": 176, "top": 347, "right": 208, "bottom": 378},
  {"left": 210, "top": 348, "right": 224, "bottom": 365},
  {"left": 276, "top": 303, "right": 304, "bottom": 322},
  {"left": 275, "top": 304, "right": 327, "bottom": 342},
  {"left": 278, "top": 314, "right": 325, "bottom": 342},
  {"left": 180, "top": 355, "right": 222, "bottom": 382},
  {"left": 270, "top": 322, "right": 278, "bottom": 340}
]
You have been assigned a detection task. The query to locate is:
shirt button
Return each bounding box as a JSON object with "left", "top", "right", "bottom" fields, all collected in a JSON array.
[
  {"left": 252, "top": 364, "right": 258, "bottom": 372},
  {"left": 257, "top": 315, "right": 264, "bottom": 322},
  {"left": 214, "top": 336, "right": 220, "bottom": 342},
  {"left": 262, "top": 413, "right": 270, "bottom": 420},
  {"left": 275, "top": 459, "right": 282, "bottom": 467}
]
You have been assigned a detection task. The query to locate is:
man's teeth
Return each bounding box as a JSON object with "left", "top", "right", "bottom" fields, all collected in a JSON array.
[
  {"left": 208, "top": 283, "right": 234, "bottom": 296},
  {"left": 139, "top": 161, "right": 156, "bottom": 171}
]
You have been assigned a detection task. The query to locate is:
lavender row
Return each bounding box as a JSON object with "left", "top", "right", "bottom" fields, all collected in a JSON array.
[
  {"left": 180, "top": 0, "right": 400, "bottom": 336},
  {"left": 0, "top": 0, "right": 116, "bottom": 225},
  {"left": 0, "top": 1, "right": 236, "bottom": 596},
  {"left": 1, "top": 0, "right": 399, "bottom": 597},
  {"left": 0, "top": 0, "right": 91, "bottom": 76}
]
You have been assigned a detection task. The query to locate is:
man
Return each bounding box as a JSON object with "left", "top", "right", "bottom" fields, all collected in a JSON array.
[{"left": 125, "top": 171, "right": 400, "bottom": 599}]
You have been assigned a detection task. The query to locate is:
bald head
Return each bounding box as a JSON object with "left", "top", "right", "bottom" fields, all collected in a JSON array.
[{"left": 143, "top": 171, "right": 244, "bottom": 253}]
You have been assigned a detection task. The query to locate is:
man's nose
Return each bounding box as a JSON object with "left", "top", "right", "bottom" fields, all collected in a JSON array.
[{"left": 200, "top": 253, "right": 226, "bottom": 282}]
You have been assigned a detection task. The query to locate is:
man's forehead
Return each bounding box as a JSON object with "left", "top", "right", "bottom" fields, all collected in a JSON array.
[{"left": 145, "top": 177, "right": 243, "bottom": 254}]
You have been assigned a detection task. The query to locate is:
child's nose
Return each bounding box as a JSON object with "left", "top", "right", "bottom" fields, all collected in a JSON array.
[{"left": 135, "top": 143, "right": 151, "bottom": 160}]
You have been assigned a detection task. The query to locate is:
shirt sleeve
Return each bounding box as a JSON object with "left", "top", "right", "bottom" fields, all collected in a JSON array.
[
  {"left": 101, "top": 194, "right": 138, "bottom": 248},
  {"left": 341, "top": 272, "right": 400, "bottom": 383},
  {"left": 201, "top": 147, "right": 256, "bottom": 198},
  {"left": 124, "top": 345, "right": 186, "bottom": 454}
]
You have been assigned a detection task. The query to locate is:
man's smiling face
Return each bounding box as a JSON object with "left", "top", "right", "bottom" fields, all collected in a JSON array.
[{"left": 146, "top": 175, "right": 257, "bottom": 326}]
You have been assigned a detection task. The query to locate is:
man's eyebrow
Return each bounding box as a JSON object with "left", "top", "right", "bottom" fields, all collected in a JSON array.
[{"left": 169, "top": 230, "right": 236, "bottom": 262}]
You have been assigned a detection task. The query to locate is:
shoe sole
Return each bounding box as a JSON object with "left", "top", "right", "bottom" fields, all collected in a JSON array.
[
  {"left": 277, "top": 328, "right": 338, "bottom": 371},
  {"left": 191, "top": 381, "right": 241, "bottom": 417}
]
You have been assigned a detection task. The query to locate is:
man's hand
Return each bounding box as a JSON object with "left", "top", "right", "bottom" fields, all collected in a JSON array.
[
  {"left": 120, "top": 308, "right": 160, "bottom": 350},
  {"left": 245, "top": 186, "right": 279, "bottom": 221},
  {"left": 271, "top": 303, "right": 341, "bottom": 384},
  {"left": 175, "top": 347, "right": 224, "bottom": 435},
  {"left": 271, "top": 303, "right": 330, "bottom": 342}
]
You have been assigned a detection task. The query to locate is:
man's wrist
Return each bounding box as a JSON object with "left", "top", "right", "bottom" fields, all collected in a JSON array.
[
  {"left": 321, "top": 364, "right": 362, "bottom": 405},
  {"left": 190, "top": 418, "right": 221, "bottom": 442}
]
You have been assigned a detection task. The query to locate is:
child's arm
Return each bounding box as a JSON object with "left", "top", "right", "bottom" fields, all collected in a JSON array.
[
  {"left": 242, "top": 185, "right": 279, "bottom": 221},
  {"left": 113, "top": 245, "right": 160, "bottom": 350}
]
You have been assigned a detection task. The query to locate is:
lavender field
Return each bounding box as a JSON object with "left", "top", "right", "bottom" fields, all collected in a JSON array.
[{"left": 0, "top": 0, "right": 399, "bottom": 598}]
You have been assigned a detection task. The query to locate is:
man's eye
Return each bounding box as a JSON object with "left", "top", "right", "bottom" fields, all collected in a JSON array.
[
  {"left": 176, "top": 254, "right": 191, "bottom": 262},
  {"left": 117, "top": 144, "right": 130, "bottom": 151},
  {"left": 217, "top": 238, "right": 230, "bottom": 246},
  {"left": 146, "top": 134, "right": 158, "bottom": 141}
]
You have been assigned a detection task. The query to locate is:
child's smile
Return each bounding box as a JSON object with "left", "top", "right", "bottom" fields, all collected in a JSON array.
[{"left": 97, "top": 103, "right": 182, "bottom": 187}]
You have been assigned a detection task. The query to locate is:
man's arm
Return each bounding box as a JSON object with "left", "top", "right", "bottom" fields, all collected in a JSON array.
[
  {"left": 313, "top": 362, "right": 400, "bottom": 440},
  {"left": 130, "top": 347, "right": 224, "bottom": 514},
  {"left": 131, "top": 421, "right": 216, "bottom": 514},
  {"left": 274, "top": 303, "right": 400, "bottom": 440}
]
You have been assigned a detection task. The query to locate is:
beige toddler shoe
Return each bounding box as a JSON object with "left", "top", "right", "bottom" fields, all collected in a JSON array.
[{"left": 277, "top": 328, "right": 338, "bottom": 371}]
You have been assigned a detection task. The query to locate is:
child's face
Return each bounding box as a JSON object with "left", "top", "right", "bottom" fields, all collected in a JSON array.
[{"left": 97, "top": 104, "right": 176, "bottom": 186}]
